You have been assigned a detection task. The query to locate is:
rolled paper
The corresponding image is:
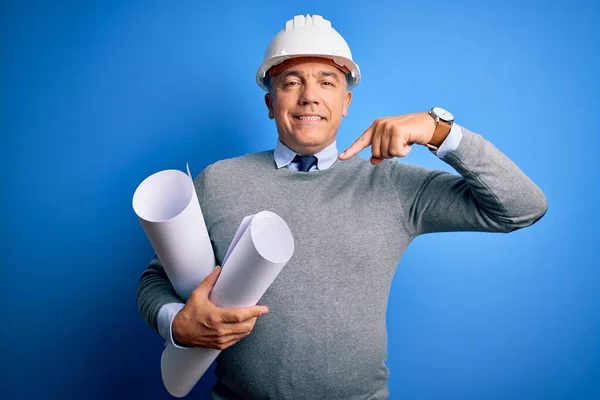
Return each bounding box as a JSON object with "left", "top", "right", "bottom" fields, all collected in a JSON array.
[
  {"left": 160, "top": 211, "right": 295, "bottom": 397},
  {"left": 132, "top": 164, "right": 215, "bottom": 301}
]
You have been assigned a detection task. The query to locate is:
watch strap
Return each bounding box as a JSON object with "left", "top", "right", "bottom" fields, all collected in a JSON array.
[{"left": 426, "top": 112, "right": 452, "bottom": 151}]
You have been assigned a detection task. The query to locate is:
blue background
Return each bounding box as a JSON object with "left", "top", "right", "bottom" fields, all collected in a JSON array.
[{"left": 2, "top": 0, "right": 598, "bottom": 398}]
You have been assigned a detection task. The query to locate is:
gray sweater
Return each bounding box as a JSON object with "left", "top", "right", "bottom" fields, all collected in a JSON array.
[{"left": 136, "top": 128, "right": 547, "bottom": 399}]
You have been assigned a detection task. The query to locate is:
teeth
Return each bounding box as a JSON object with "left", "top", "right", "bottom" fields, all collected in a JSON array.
[{"left": 297, "top": 116, "right": 322, "bottom": 120}]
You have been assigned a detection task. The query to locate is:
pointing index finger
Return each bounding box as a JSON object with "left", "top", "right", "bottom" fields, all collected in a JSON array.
[{"left": 339, "top": 124, "right": 375, "bottom": 160}]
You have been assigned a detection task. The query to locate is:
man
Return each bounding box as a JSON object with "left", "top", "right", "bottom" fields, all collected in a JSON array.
[{"left": 136, "top": 14, "right": 547, "bottom": 399}]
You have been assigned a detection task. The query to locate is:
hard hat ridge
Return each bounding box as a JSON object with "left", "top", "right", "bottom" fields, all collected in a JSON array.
[{"left": 285, "top": 14, "right": 330, "bottom": 31}]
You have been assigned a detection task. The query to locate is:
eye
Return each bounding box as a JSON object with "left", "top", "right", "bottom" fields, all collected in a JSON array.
[
  {"left": 284, "top": 81, "right": 300, "bottom": 87},
  {"left": 321, "top": 81, "right": 336, "bottom": 87}
]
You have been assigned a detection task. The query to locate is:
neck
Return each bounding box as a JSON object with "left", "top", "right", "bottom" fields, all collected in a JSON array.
[{"left": 279, "top": 137, "right": 336, "bottom": 156}]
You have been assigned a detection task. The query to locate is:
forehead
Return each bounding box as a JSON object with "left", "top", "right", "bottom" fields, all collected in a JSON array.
[{"left": 272, "top": 61, "right": 345, "bottom": 80}]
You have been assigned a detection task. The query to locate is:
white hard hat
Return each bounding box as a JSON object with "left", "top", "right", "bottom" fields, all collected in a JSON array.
[{"left": 256, "top": 14, "right": 361, "bottom": 91}]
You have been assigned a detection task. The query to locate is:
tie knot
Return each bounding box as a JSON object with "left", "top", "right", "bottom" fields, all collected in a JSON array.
[{"left": 292, "top": 154, "right": 318, "bottom": 172}]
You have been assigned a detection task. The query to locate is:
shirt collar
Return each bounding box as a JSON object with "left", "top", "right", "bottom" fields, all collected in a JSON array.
[{"left": 274, "top": 139, "right": 338, "bottom": 171}]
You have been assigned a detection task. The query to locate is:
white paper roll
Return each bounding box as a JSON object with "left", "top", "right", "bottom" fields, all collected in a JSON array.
[
  {"left": 160, "top": 346, "right": 221, "bottom": 398},
  {"left": 160, "top": 211, "right": 294, "bottom": 398},
  {"left": 132, "top": 164, "right": 215, "bottom": 300}
]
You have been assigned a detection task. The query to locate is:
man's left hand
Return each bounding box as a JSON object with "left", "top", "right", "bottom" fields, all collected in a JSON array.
[{"left": 338, "top": 112, "right": 436, "bottom": 165}]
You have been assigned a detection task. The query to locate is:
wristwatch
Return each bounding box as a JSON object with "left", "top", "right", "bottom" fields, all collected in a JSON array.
[{"left": 426, "top": 107, "right": 455, "bottom": 151}]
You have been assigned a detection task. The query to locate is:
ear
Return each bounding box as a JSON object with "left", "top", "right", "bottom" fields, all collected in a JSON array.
[
  {"left": 342, "top": 91, "right": 352, "bottom": 117},
  {"left": 265, "top": 93, "right": 275, "bottom": 120}
]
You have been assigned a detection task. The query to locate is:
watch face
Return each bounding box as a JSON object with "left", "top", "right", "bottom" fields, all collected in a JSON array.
[{"left": 432, "top": 107, "right": 454, "bottom": 122}]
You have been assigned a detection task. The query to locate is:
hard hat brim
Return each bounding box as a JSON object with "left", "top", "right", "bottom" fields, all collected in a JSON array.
[{"left": 256, "top": 54, "right": 361, "bottom": 91}]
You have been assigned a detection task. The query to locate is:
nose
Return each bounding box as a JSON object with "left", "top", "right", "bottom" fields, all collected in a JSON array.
[{"left": 298, "top": 80, "right": 320, "bottom": 106}]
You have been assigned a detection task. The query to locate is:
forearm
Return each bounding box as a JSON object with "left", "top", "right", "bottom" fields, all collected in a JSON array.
[
  {"left": 412, "top": 126, "right": 547, "bottom": 234},
  {"left": 445, "top": 127, "right": 546, "bottom": 226},
  {"left": 136, "top": 255, "right": 184, "bottom": 335}
]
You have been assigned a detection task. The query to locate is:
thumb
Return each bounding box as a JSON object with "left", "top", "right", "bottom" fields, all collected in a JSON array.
[{"left": 193, "top": 265, "right": 221, "bottom": 298}]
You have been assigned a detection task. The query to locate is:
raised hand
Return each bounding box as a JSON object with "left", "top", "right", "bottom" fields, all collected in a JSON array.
[{"left": 339, "top": 112, "right": 436, "bottom": 165}]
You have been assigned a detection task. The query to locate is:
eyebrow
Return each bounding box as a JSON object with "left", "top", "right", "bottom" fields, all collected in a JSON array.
[{"left": 279, "top": 70, "right": 342, "bottom": 83}]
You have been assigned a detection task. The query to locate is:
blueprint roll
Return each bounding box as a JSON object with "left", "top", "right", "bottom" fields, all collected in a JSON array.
[
  {"left": 161, "top": 211, "right": 295, "bottom": 398},
  {"left": 132, "top": 164, "right": 215, "bottom": 301}
]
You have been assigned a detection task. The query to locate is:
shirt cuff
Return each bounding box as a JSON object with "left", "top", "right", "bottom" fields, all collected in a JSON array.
[
  {"left": 157, "top": 302, "right": 190, "bottom": 349},
  {"left": 434, "top": 123, "right": 463, "bottom": 158}
]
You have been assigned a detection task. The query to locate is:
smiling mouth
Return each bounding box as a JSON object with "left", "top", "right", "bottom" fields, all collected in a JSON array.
[{"left": 294, "top": 116, "right": 324, "bottom": 121}]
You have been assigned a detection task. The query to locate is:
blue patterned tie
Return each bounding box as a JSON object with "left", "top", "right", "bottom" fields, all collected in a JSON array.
[{"left": 293, "top": 154, "right": 318, "bottom": 172}]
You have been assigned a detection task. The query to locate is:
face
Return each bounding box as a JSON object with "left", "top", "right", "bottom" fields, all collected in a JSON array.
[{"left": 265, "top": 61, "right": 352, "bottom": 155}]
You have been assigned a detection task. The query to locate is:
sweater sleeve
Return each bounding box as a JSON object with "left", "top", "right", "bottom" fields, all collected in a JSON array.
[
  {"left": 387, "top": 126, "right": 548, "bottom": 236},
  {"left": 136, "top": 255, "right": 184, "bottom": 334}
]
